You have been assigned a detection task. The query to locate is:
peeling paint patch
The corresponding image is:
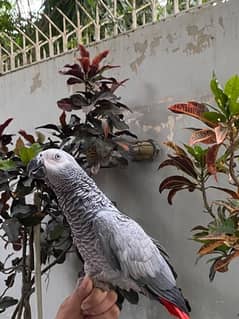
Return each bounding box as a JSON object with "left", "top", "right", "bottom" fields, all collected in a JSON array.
[
  {"left": 183, "top": 24, "right": 214, "bottom": 55},
  {"left": 172, "top": 47, "right": 180, "bottom": 53},
  {"left": 150, "top": 36, "right": 161, "bottom": 56},
  {"left": 140, "top": 122, "right": 162, "bottom": 135},
  {"left": 218, "top": 16, "right": 224, "bottom": 29},
  {"left": 160, "top": 115, "right": 177, "bottom": 141},
  {"left": 130, "top": 40, "right": 148, "bottom": 73},
  {"left": 30, "top": 72, "right": 42, "bottom": 94},
  {"left": 167, "top": 33, "right": 177, "bottom": 44}
]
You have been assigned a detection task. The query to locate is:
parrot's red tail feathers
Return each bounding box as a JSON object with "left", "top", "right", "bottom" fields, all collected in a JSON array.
[{"left": 159, "top": 298, "right": 190, "bottom": 319}]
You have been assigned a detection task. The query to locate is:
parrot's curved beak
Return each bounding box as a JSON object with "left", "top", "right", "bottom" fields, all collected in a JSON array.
[{"left": 27, "top": 157, "right": 46, "bottom": 179}]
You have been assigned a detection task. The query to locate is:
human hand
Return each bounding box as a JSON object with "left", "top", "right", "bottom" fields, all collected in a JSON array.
[{"left": 55, "top": 276, "right": 120, "bottom": 319}]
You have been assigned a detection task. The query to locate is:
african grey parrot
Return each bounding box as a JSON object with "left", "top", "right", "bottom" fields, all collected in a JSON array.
[{"left": 28, "top": 149, "right": 190, "bottom": 319}]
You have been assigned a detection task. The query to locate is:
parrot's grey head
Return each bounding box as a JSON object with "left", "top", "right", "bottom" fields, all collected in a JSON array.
[{"left": 27, "top": 149, "right": 80, "bottom": 183}]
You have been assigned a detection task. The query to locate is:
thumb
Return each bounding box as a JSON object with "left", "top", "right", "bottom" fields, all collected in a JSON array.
[{"left": 76, "top": 276, "right": 93, "bottom": 303}]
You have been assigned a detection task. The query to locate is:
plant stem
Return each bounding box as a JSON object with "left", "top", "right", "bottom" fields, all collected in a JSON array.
[
  {"left": 228, "top": 127, "right": 239, "bottom": 188},
  {"left": 229, "top": 150, "right": 239, "bottom": 187},
  {"left": 34, "top": 192, "right": 43, "bottom": 319},
  {"left": 16, "top": 228, "right": 27, "bottom": 319},
  {"left": 34, "top": 224, "right": 43, "bottom": 319},
  {"left": 200, "top": 170, "right": 215, "bottom": 218}
]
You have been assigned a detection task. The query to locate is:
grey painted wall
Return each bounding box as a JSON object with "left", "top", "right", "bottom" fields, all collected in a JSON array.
[{"left": 1, "top": 0, "right": 239, "bottom": 318}]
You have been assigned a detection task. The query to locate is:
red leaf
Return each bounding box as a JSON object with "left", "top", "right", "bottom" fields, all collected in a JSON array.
[
  {"left": 18, "top": 130, "right": 35, "bottom": 144},
  {"left": 159, "top": 175, "right": 196, "bottom": 193},
  {"left": 214, "top": 124, "right": 228, "bottom": 144},
  {"left": 159, "top": 155, "right": 198, "bottom": 179},
  {"left": 88, "top": 51, "right": 109, "bottom": 77},
  {"left": 57, "top": 98, "right": 73, "bottom": 112},
  {"left": 79, "top": 57, "right": 90, "bottom": 74},
  {"left": 91, "top": 50, "right": 109, "bottom": 68},
  {"left": 67, "top": 77, "right": 84, "bottom": 85},
  {"left": 111, "top": 78, "right": 129, "bottom": 93},
  {"left": 59, "top": 111, "right": 67, "bottom": 128},
  {"left": 189, "top": 129, "right": 216, "bottom": 145},
  {"left": 167, "top": 188, "right": 181, "bottom": 205},
  {"left": 101, "top": 119, "right": 110, "bottom": 138},
  {"left": 214, "top": 251, "right": 239, "bottom": 272},
  {"left": 59, "top": 64, "right": 84, "bottom": 79},
  {"left": 12, "top": 239, "right": 22, "bottom": 251},
  {"left": 163, "top": 141, "right": 187, "bottom": 156},
  {"left": 79, "top": 44, "right": 90, "bottom": 58},
  {"left": 198, "top": 241, "right": 224, "bottom": 256},
  {"left": 169, "top": 101, "right": 216, "bottom": 127},
  {"left": 206, "top": 144, "right": 220, "bottom": 180},
  {"left": 169, "top": 101, "right": 207, "bottom": 118},
  {"left": 0, "top": 118, "right": 13, "bottom": 136}
]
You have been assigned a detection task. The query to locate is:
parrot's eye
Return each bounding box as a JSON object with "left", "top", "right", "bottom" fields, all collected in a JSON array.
[{"left": 54, "top": 153, "right": 61, "bottom": 161}]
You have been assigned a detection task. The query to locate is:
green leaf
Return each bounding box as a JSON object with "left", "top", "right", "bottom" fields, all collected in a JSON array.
[
  {"left": 224, "top": 75, "right": 239, "bottom": 115},
  {"left": 202, "top": 112, "right": 226, "bottom": 124},
  {"left": 2, "top": 218, "right": 21, "bottom": 242},
  {"left": 210, "top": 219, "right": 235, "bottom": 235},
  {"left": 0, "top": 296, "right": 18, "bottom": 313},
  {"left": 0, "top": 159, "right": 16, "bottom": 171},
  {"left": 11, "top": 199, "right": 37, "bottom": 219},
  {"left": 19, "top": 143, "right": 42, "bottom": 165},
  {"left": 49, "top": 224, "right": 65, "bottom": 241},
  {"left": 210, "top": 74, "right": 228, "bottom": 114},
  {"left": 184, "top": 144, "right": 207, "bottom": 166}
]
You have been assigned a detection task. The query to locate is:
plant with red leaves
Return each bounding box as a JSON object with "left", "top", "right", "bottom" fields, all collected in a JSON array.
[
  {"left": 42, "top": 44, "right": 157, "bottom": 174},
  {"left": 159, "top": 74, "right": 239, "bottom": 281}
]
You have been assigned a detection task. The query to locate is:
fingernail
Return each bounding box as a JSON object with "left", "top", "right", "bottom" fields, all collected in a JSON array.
[{"left": 81, "top": 302, "right": 89, "bottom": 311}]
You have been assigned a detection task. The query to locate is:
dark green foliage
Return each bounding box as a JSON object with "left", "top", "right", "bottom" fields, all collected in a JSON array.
[{"left": 0, "top": 0, "right": 14, "bottom": 32}]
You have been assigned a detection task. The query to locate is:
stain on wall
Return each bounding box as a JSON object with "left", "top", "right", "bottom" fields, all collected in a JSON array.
[
  {"left": 183, "top": 24, "right": 215, "bottom": 55},
  {"left": 130, "top": 40, "right": 148, "bottom": 73},
  {"left": 30, "top": 72, "right": 42, "bottom": 93},
  {"left": 150, "top": 36, "right": 161, "bottom": 56}
]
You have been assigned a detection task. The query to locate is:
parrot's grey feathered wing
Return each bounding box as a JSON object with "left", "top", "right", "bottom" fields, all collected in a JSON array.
[
  {"left": 93, "top": 208, "right": 190, "bottom": 315},
  {"left": 27, "top": 149, "right": 191, "bottom": 319}
]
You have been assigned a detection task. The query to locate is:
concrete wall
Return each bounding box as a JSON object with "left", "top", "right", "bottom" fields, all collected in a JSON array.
[{"left": 1, "top": 0, "right": 239, "bottom": 318}]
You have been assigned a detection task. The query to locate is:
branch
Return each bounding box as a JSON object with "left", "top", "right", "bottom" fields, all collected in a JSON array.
[
  {"left": 229, "top": 150, "right": 239, "bottom": 187},
  {"left": 200, "top": 169, "right": 215, "bottom": 218},
  {"left": 0, "top": 286, "right": 9, "bottom": 300},
  {"left": 16, "top": 229, "right": 27, "bottom": 319}
]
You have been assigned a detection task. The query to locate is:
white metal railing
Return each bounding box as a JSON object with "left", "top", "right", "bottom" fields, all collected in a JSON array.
[{"left": 0, "top": 0, "right": 225, "bottom": 74}]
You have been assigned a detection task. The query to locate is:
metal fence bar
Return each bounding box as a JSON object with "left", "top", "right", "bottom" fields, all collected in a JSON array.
[{"left": 0, "top": 0, "right": 221, "bottom": 74}]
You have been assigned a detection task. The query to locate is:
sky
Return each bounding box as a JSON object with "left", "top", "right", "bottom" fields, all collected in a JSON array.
[
  {"left": 18, "top": 0, "right": 168, "bottom": 17},
  {"left": 15, "top": 0, "right": 43, "bottom": 17}
]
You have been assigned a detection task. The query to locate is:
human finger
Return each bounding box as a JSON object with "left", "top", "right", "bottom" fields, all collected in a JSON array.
[
  {"left": 82, "top": 291, "right": 118, "bottom": 316},
  {"left": 84, "top": 305, "right": 120, "bottom": 319},
  {"left": 81, "top": 288, "right": 108, "bottom": 311}
]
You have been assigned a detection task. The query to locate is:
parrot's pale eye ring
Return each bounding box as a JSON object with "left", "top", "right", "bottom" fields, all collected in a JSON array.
[{"left": 54, "top": 153, "right": 61, "bottom": 160}]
